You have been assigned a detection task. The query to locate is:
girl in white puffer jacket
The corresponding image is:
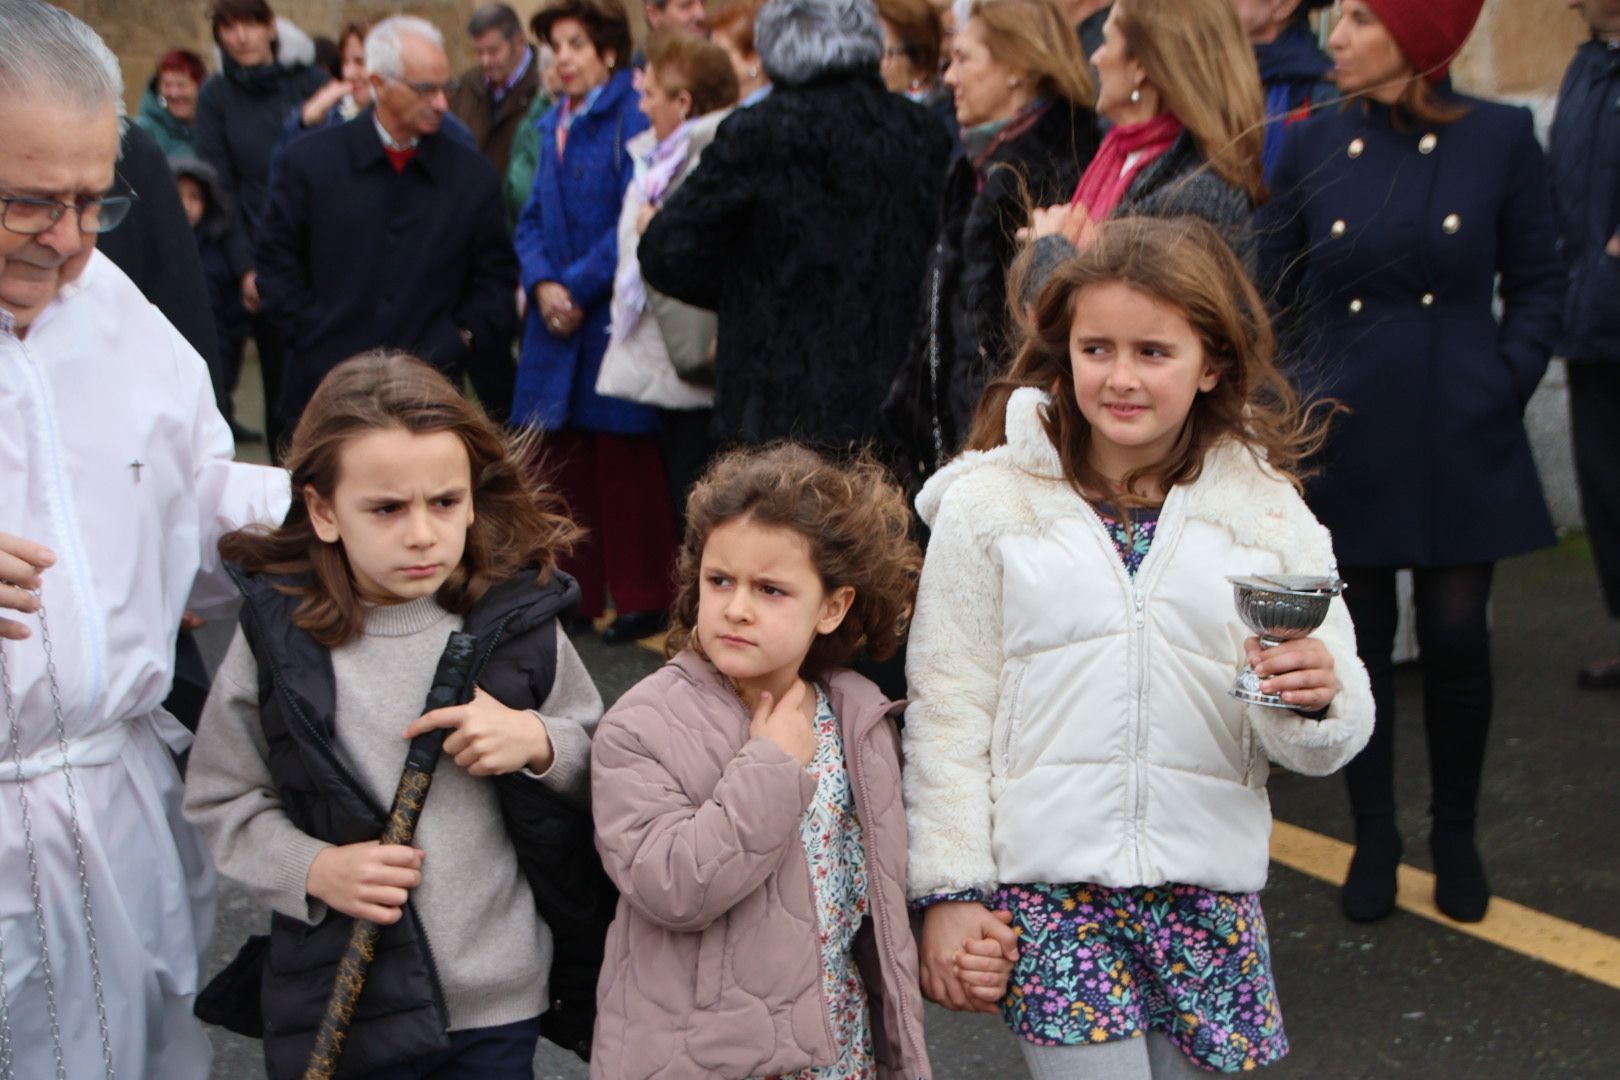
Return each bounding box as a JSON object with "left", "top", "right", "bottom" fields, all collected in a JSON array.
[{"left": 904, "top": 216, "right": 1374, "bottom": 1079}]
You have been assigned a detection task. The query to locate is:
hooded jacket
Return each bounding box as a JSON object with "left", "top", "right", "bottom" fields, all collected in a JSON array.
[
  {"left": 902, "top": 388, "right": 1374, "bottom": 899},
  {"left": 589, "top": 651, "right": 930, "bottom": 1080}
]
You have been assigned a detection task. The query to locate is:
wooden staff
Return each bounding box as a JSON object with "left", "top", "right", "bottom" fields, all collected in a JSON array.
[{"left": 302, "top": 630, "right": 479, "bottom": 1080}]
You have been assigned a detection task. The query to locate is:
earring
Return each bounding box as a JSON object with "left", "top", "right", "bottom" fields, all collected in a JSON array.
[
  {"left": 748, "top": 65, "right": 759, "bottom": 79},
  {"left": 1129, "top": 86, "right": 1142, "bottom": 103},
  {"left": 1007, "top": 76, "right": 1021, "bottom": 88}
]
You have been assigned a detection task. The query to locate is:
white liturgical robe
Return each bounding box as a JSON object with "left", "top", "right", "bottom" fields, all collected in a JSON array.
[{"left": 0, "top": 251, "right": 290, "bottom": 1079}]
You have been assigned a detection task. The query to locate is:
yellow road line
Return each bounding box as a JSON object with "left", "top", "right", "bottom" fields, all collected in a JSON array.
[{"left": 1271, "top": 821, "right": 1620, "bottom": 991}]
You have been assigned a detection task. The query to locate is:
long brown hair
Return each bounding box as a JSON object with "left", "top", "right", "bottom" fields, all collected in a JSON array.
[
  {"left": 220, "top": 352, "right": 583, "bottom": 647},
  {"left": 666, "top": 443, "right": 922, "bottom": 675},
  {"left": 1113, "top": 0, "right": 1266, "bottom": 203},
  {"left": 967, "top": 0, "right": 1094, "bottom": 109},
  {"left": 971, "top": 216, "right": 1335, "bottom": 508}
]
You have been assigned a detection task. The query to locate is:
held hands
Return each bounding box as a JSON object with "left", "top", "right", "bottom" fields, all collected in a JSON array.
[
  {"left": 1020, "top": 202, "right": 1097, "bottom": 251},
  {"left": 920, "top": 901, "right": 1019, "bottom": 1013},
  {"left": 401, "top": 686, "right": 555, "bottom": 777},
  {"left": 535, "top": 281, "right": 582, "bottom": 338},
  {"left": 1244, "top": 636, "right": 1338, "bottom": 713},
  {"left": 307, "top": 842, "right": 424, "bottom": 924},
  {"left": 240, "top": 270, "right": 261, "bottom": 314},
  {"left": 1606, "top": 232, "right": 1620, "bottom": 258},
  {"left": 0, "top": 533, "right": 54, "bottom": 641},
  {"left": 747, "top": 680, "right": 815, "bottom": 766},
  {"left": 299, "top": 79, "right": 348, "bottom": 128}
]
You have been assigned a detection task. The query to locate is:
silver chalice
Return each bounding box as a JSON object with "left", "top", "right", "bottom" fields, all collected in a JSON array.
[{"left": 1228, "top": 574, "right": 1344, "bottom": 709}]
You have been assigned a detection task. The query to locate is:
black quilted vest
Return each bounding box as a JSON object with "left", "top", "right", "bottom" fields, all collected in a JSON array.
[{"left": 228, "top": 565, "right": 614, "bottom": 1078}]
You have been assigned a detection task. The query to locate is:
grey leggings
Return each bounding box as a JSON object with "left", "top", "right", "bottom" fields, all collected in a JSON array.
[{"left": 1019, "top": 1033, "right": 1212, "bottom": 1079}]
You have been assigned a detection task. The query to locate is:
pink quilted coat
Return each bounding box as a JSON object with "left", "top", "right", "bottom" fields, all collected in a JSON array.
[{"left": 589, "top": 650, "right": 931, "bottom": 1080}]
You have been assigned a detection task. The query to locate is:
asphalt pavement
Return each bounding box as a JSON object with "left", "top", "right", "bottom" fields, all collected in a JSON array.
[{"left": 190, "top": 532, "right": 1620, "bottom": 1079}]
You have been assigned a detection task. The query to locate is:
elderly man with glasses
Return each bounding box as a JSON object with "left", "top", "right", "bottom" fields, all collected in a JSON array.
[
  {"left": 0, "top": 4, "right": 290, "bottom": 1076},
  {"left": 255, "top": 15, "right": 519, "bottom": 431}
]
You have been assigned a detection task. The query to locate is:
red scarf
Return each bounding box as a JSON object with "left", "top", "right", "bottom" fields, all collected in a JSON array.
[{"left": 1070, "top": 112, "right": 1184, "bottom": 219}]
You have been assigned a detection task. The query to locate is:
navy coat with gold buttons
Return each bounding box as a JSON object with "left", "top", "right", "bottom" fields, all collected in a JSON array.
[{"left": 1259, "top": 92, "right": 1566, "bottom": 568}]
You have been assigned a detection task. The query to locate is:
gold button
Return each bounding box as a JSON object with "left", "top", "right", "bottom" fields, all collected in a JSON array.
[
  {"left": 1421, "top": 293, "right": 1435, "bottom": 307},
  {"left": 1419, "top": 133, "right": 1438, "bottom": 154},
  {"left": 1349, "top": 299, "right": 1364, "bottom": 314},
  {"left": 1442, "top": 213, "right": 1461, "bottom": 234},
  {"left": 1348, "top": 137, "right": 1365, "bottom": 159},
  {"left": 1330, "top": 219, "right": 1347, "bottom": 238}
]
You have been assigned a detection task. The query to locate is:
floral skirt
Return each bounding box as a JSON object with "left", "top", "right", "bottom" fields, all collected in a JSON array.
[{"left": 992, "top": 882, "right": 1288, "bottom": 1073}]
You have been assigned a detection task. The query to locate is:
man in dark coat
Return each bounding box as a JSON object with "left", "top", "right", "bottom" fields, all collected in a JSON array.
[
  {"left": 256, "top": 15, "right": 518, "bottom": 432},
  {"left": 638, "top": 0, "right": 950, "bottom": 453},
  {"left": 447, "top": 3, "right": 542, "bottom": 183},
  {"left": 1551, "top": 0, "right": 1620, "bottom": 688}
]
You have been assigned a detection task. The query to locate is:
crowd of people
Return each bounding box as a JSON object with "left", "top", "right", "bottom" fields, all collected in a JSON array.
[{"left": 2, "top": 0, "right": 1618, "bottom": 1077}]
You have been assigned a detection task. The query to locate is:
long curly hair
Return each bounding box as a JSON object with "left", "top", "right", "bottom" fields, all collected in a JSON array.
[
  {"left": 972, "top": 216, "right": 1337, "bottom": 509},
  {"left": 219, "top": 351, "right": 583, "bottom": 647},
  {"left": 666, "top": 442, "right": 922, "bottom": 675}
]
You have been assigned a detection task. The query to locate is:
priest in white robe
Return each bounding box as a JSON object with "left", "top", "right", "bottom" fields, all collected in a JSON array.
[{"left": 0, "top": 4, "right": 290, "bottom": 1076}]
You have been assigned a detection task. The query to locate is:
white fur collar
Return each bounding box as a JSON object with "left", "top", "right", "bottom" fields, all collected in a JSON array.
[{"left": 916, "top": 388, "right": 1333, "bottom": 573}]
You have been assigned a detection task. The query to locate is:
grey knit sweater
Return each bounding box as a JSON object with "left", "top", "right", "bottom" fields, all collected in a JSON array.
[{"left": 184, "top": 596, "right": 603, "bottom": 1031}]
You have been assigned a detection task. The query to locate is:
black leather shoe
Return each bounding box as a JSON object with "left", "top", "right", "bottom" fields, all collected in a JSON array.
[
  {"left": 600, "top": 609, "right": 668, "bottom": 645},
  {"left": 228, "top": 419, "right": 265, "bottom": 444},
  {"left": 1431, "top": 828, "right": 1489, "bottom": 923},
  {"left": 1342, "top": 824, "right": 1402, "bottom": 923},
  {"left": 561, "top": 612, "right": 597, "bottom": 636},
  {"left": 1577, "top": 653, "right": 1620, "bottom": 690}
]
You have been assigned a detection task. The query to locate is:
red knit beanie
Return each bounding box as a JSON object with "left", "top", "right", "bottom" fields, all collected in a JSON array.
[{"left": 1360, "top": 0, "right": 1486, "bottom": 82}]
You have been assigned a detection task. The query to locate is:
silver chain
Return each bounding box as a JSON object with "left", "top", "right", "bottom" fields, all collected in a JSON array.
[{"left": 0, "top": 595, "right": 118, "bottom": 1080}]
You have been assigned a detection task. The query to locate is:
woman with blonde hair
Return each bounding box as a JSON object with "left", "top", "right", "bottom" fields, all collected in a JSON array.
[
  {"left": 886, "top": 0, "right": 1100, "bottom": 482},
  {"left": 1028, "top": 0, "right": 1265, "bottom": 271}
]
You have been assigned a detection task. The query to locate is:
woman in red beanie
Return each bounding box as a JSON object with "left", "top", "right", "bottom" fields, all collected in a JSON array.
[{"left": 1258, "top": 0, "right": 1566, "bottom": 925}]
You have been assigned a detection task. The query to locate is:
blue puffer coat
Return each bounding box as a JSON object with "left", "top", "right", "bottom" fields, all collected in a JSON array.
[
  {"left": 1260, "top": 92, "right": 1566, "bottom": 568},
  {"left": 512, "top": 69, "right": 654, "bottom": 435},
  {"left": 1549, "top": 37, "right": 1620, "bottom": 364}
]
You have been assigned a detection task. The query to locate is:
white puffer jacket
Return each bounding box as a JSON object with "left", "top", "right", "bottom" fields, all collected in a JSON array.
[{"left": 903, "top": 388, "right": 1374, "bottom": 898}]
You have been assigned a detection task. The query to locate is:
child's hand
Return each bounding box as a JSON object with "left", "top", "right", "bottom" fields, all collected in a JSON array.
[
  {"left": 1244, "top": 636, "right": 1338, "bottom": 713},
  {"left": 307, "top": 842, "right": 424, "bottom": 924},
  {"left": 747, "top": 681, "right": 816, "bottom": 766},
  {"left": 402, "top": 686, "right": 554, "bottom": 776},
  {"left": 954, "top": 935, "right": 1014, "bottom": 1008},
  {"left": 919, "top": 901, "right": 1019, "bottom": 1013}
]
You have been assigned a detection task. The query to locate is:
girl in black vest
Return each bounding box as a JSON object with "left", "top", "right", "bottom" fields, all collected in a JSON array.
[{"left": 184, "top": 351, "right": 607, "bottom": 1079}]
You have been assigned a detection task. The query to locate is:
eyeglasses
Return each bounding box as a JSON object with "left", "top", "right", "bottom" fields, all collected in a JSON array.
[
  {"left": 0, "top": 192, "right": 137, "bottom": 236},
  {"left": 387, "top": 75, "right": 460, "bottom": 99}
]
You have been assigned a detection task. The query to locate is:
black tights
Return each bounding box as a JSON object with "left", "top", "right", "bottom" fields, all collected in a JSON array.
[{"left": 1340, "top": 564, "right": 1495, "bottom": 832}]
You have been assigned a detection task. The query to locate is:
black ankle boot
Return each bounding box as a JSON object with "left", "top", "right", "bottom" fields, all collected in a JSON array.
[
  {"left": 1431, "top": 826, "right": 1489, "bottom": 923},
  {"left": 1342, "top": 820, "right": 1402, "bottom": 922}
]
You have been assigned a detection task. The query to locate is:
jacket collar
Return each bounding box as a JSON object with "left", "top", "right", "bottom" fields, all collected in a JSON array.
[
  {"left": 539, "top": 67, "right": 636, "bottom": 134},
  {"left": 666, "top": 648, "right": 904, "bottom": 735},
  {"left": 917, "top": 387, "right": 1304, "bottom": 556},
  {"left": 346, "top": 108, "right": 451, "bottom": 180}
]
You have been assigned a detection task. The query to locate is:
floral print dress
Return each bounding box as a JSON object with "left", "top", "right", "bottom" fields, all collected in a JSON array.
[
  {"left": 771, "top": 685, "right": 876, "bottom": 1080},
  {"left": 918, "top": 503, "right": 1290, "bottom": 1073}
]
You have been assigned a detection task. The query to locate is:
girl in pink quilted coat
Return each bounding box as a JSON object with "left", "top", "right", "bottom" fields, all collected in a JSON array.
[{"left": 590, "top": 444, "right": 966, "bottom": 1079}]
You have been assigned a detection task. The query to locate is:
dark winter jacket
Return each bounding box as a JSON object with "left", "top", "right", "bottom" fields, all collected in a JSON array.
[
  {"left": 98, "top": 123, "right": 219, "bottom": 370},
  {"left": 134, "top": 84, "right": 198, "bottom": 161},
  {"left": 255, "top": 114, "right": 519, "bottom": 428},
  {"left": 638, "top": 72, "right": 952, "bottom": 451},
  {"left": 195, "top": 55, "right": 331, "bottom": 278},
  {"left": 887, "top": 99, "right": 1100, "bottom": 481},
  {"left": 1023, "top": 129, "right": 1259, "bottom": 306},
  {"left": 1550, "top": 36, "right": 1620, "bottom": 364},
  {"left": 1255, "top": 23, "right": 1337, "bottom": 184},
  {"left": 169, "top": 157, "right": 248, "bottom": 373},
  {"left": 1259, "top": 93, "right": 1565, "bottom": 567},
  {"left": 227, "top": 566, "right": 611, "bottom": 1078}
]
